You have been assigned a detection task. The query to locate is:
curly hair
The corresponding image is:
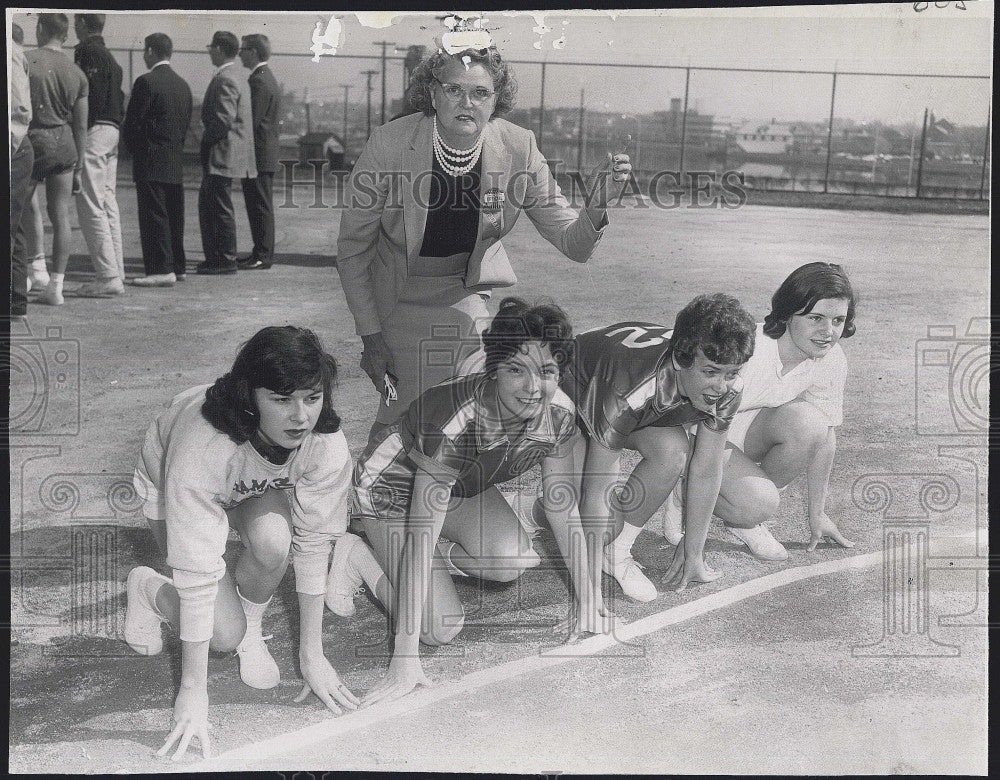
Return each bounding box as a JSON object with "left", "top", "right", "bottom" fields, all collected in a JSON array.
[
  {"left": 202, "top": 326, "right": 341, "bottom": 444},
  {"left": 763, "top": 262, "right": 858, "bottom": 340},
  {"left": 482, "top": 297, "right": 574, "bottom": 376},
  {"left": 407, "top": 47, "right": 518, "bottom": 117},
  {"left": 671, "top": 293, "right": 756, "bottom": 369}
]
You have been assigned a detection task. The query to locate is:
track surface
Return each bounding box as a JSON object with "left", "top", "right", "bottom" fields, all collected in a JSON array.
[{"left": 8, "top": 178, "right": 990, "bottom": 774}]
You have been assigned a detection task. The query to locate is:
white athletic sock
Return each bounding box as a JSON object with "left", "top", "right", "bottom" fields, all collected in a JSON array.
[
  {"left": 238, "top": 588, "right": 271, "bottom": 639},
  {"left": 30, "top": 255, "right": 47, "bottom": 273},
  {"left": 609, "top": 522, "right": 642, "bottom": 562},
  {"left": 48, "top": 273, "right": 65, "bottom": 292},
  {"left": 349, "top": 541, "right": 386, "bottom": 594}
]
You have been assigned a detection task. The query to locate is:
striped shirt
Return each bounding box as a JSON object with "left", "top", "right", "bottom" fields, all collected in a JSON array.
[{"left": 353, "top": 372, "right": 576, "bottom": 520}]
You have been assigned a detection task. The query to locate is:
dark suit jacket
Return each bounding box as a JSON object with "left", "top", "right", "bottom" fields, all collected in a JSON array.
[
  {"left": 247, "top": 63, "right": 280, "bottom": 173},
  {"left": 200, "top": 62, "right": 256, "bottom": 179},
  {"left": 122, "top": 63, "right": 192, "bottom": 184}
]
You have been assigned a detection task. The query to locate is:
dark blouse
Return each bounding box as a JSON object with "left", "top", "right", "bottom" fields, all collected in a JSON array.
[{"left": 418, "top": 153, "right": 481, "bottom": 258}]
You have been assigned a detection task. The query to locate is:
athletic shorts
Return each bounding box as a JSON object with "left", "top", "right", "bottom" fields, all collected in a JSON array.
[
  {"left": 29, "top": 125, "right": 77, "bottom": 181},
  {"left": 683, "top": 407, "right": 761, "bottom": 452}
]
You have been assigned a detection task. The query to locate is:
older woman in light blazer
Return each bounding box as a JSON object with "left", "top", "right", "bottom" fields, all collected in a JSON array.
[{"left": 336, "top": 45, "right": 630, "bottom": 438}]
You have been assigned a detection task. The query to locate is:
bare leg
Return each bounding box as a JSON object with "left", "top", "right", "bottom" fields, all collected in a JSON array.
[
  {"left": 743, "top": 400, "right": 830, "bottom": 489},
  {"left": 45, "top": 171, "right": 75, "bottom": 276}
]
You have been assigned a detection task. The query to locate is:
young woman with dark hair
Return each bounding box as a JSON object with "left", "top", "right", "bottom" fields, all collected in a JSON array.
[
  {"left": 326, "top": 298, "right": 611, "bottom": 705},
  {"left": 125, "top": 326, "right": 358, "bottom": 761},
  {"left": 663, "top": 263, "right": 858, "bottom": 559}
]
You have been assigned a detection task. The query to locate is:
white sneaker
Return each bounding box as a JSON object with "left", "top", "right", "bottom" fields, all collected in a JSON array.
[
  {"left": 326, "top": 533, "right": 365, "bottom": 617},
  {"left": 124, "top": 566, "right": 168, "bottom": 656},
  {"left": 436, "top": 538, "right": 468, "bottom": 577},
  {"left": 28, "top": 259, "right": 50, "bottom": 289},
  {"left": 728, "top": 524, "right": 789, "bottom": 561},
  {"left": 42, "top": 281, "right": 64, "bottom": 306},
  {"left": 236, "top": 628, "right": 281, "bottom": 689},
  {"left": 602, "top": 552, "right": 658, "bottom": 602},
  {"left": 662, "top": 481, "right": 685, "bottom": 545},
  {"left": 130, "top": 273, "right": 176, "bottom": 288},
  {"left": 518, "top": 497, "right": 546, "bottom": 538},
  {"left": 75, "top": 277, "right": 126, "bottom": 297}
]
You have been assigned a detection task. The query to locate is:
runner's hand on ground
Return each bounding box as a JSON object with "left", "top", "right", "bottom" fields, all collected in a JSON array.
[
  {"left": 294, "top": 653, "right": 361, "bottom": 714},
  {"left": 362, "top": 659, "right": 436, "bottom": 706},
  {"left": 807, "top": 512, "right": 855, "bottom": 552},
  {"left": 157, "top": 685, "right": 211, "bottom": 762},
  {"left": 661, "top": 545, "right": 722, "bottom": 592}
]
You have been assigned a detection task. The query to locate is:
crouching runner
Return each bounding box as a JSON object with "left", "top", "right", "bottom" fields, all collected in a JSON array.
[
  {"left": 551, "top": 293, "right": 756, "bottom": 602},
  {"left": 125, "top": 326, "right": 359, "bottom": 761},
  {"left": 662, "top": 262, "right": 858, "bottom": 558},
  {"left": 326, "top": 298, "right": 612, "bottom": 705}
]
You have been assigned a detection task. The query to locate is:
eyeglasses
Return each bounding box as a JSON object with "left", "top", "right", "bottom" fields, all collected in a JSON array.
[{"left": 434, "top": 79, "right": 496, "bottom": 105}]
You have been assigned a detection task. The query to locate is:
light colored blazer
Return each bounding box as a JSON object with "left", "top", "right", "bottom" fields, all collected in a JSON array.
[
  {"left": 336, "top": 112, "right": 605, "bottom": 336},
  {"left": 199, "top": 63, "right": 256, "bottom": 179}
]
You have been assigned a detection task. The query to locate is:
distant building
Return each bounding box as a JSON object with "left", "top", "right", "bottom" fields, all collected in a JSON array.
[
  {"left": 731, "top": 121, "right": 796, "bottom": 155},
  {"left": 298, "top": 131, "right": 347, "bottom": 169}
]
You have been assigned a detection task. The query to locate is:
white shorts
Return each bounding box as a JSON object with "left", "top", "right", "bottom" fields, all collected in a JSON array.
[{"left": 682, "top": 407, "right": 762, "bottom": 454}]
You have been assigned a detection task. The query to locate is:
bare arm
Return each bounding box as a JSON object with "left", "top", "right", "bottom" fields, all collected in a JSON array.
[
  {"left": 363, "top": 468, "right": 454, "bottom": 704},
  {"left": 541, "top": 440, "right": 609, "bottom": 633},
  {"left": 805, "top": 427, "right": 854, "bottom": 550}
]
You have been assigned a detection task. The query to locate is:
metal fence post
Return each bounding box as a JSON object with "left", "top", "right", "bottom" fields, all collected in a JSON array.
[
  {"left": 678, "top": 67, "right": 691, "bottom": 178},
  {"left": 538, "top": 61, "right": 547, "bottom": 148},
  {"left": 822, "top": 70, "right": 837, "bottom": 194},
  {"left": 916, "top": 107, "right": 929, "bottom": 199},
  {"left": 979, "top": 106, "right": 990, "bottom": 200}
]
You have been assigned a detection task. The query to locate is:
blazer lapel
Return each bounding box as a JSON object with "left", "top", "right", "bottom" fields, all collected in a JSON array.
[
  {"left": 467, "top": 121, "right": 513, "bottom": 271},
  {"left": 403, "top": 114, "right": 433, "bottom": 261}
]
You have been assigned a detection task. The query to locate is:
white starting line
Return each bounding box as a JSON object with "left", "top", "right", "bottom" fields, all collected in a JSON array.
[{"left": 192, "top": 547, "right": 887, "bottom": 770}]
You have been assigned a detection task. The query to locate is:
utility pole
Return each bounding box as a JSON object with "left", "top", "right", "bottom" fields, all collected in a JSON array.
[
  {"left": 304, "top": 86, "right": 311, "bottom": 135},
  {"left": 373, "top": 40, "right": 396, "bottom": 125},
  {"left": 339, "top": 84, "right": 352, "bottom": 146},
  {"left": 362, "top": 69, "right": 378, "bottom": 138},
  {"left": 576, "top": 87, "right": 585, "bottom": 171},
  {"left": 915, "top": 107, "right": 929, "bottom": 199}
]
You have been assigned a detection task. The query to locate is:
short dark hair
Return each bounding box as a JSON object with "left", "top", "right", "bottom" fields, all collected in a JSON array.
[
  {"left": 37, "top": 13, "right": 69, "bottom": 44},
  {"left": 241, "top": 33, "right": 270, "bottom": 61},
  {"left": 763, "top": 262, "right": 857, "bottom": 340},
  {"left": 74, "top": 14, "right": 105, "bottom": 34},
  {"left": 145, "top": 33, "right": 172, "bottom": 61},
  {"left": 12, "top": 22, "right": 24, "bottom": 45},
  {"left": 211, "top": 31, "right": 239, "bottom": 58},
  {"left": 407, "top": 47, "right": 517, "bottom": 118},
  {"left": 671, "top": 293, "right": 756, "bottom": 369},
  {"left": 202, "top": 326, "right": 341, "bottom": 444},
  {"left": 482, "top": 297, "right": 574, "bottom": 375}
]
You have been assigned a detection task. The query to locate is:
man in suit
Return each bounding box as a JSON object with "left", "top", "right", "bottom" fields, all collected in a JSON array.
[
  {"left": 73, "top": 13, "right": 126, "bottom": 297},
  {"left": 237, "top": 34, "right": 280, "bottom": 271},
  {"left": 197, "top": 30, "right": 255, "bottom": 275},
  {"left": 121, "top": 33, "right": 192, "bottom": 287}
]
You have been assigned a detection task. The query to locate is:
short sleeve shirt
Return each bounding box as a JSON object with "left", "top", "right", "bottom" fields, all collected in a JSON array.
[
  {"left": 26, "top": 47, "right": 88, "bottom": 129},
  {"left": 736, "top": 324, "right": 847, "bottom": 426},
  {"left": 560, "top": 322, "right": 743, "bottom": 451},
  {"left": 353, "top": 373, "right": 577, "bottom": 520}
]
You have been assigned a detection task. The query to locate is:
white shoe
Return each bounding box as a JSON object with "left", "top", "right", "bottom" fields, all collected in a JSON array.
[
  {"left": 662, "top": 481, "right": 684, "bottom": 545},
  {"left": 518, "top": 497, "right": 546, "bottom": 538},
  {"left": 130, "top": 273, "right": 176, "bottom": 288},
  {"left": 436, "top": 538, "right": 468, "bottom": 577},
  {"left": 728, "top": 524, "right": 789, "bottom": 561},
  {"left": 124, "top": 566, "right": 168, "bottom": 656},
  {"left": 42, "top": 281, "right": 64, "bottom": 306},
  {"left": 28, "top": 260, "right": 50, "bottom": 289},
  {"left": 603, "top": 552, "right": 658, "bottom": 602},
  {"left": 326, "top": 533, "right": 365, "bottom": 617},
  {"left": 74, "top": 277, "right": 126, "bottom": 297},
  {"left": 236, "top": 628, "right": 281, "bottom": 689}
]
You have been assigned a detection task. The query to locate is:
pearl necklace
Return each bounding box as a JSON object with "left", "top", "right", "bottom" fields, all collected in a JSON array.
[{"left": 433, "top": 116, "right": 484, "bottom": 177}]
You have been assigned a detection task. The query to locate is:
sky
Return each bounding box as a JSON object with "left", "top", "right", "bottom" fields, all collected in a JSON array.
[{"left": 7, "top": 5, "right": 994, "bottom": 126}]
